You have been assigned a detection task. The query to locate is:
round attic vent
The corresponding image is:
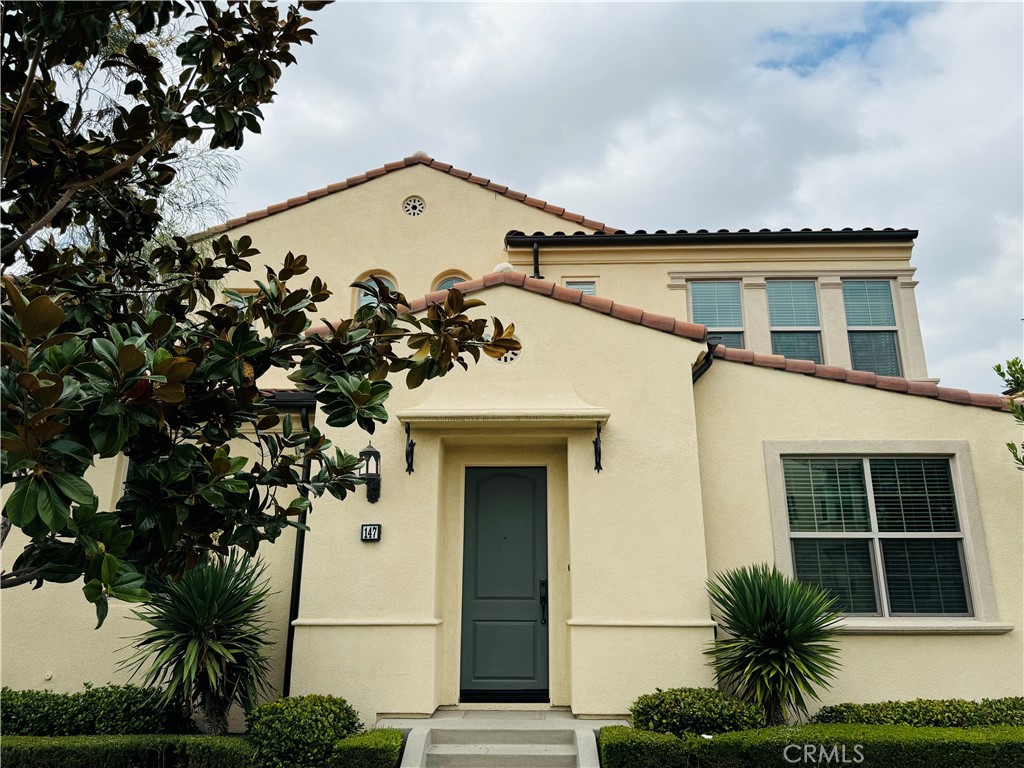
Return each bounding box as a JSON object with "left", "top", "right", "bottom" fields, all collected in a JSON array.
[
  {"left": 403, "top": 196, "right": 426, "bottom": 217},
  {"left": 494, "top": 337, "right": 521, "bottom": 366}
]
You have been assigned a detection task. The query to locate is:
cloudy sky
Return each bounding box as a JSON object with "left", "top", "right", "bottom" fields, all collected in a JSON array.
[{"left": 222, "top": 1, "right": 1022, "bottom": 394}]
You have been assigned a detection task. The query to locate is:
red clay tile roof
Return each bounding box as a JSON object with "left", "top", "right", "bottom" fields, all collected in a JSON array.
[
  {"left": 306, "top": 270, "right": 706, "bottom": 342},
  {"left": 307, "top": 271, "right": 1009, "bottom": 412},
  {"left": 712, "top": 346, "right": 1010, "bottom": 411},
  {"left": 194, "top": 153, "right": 618, "bottom": 239}
]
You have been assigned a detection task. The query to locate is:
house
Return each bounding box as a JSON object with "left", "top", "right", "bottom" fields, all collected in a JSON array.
[{"left": 1, "top": 154, "right": 1020, "bottom": 724}]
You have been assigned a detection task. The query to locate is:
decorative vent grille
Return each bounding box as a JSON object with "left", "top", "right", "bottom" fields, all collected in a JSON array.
[
  {"left": 494, "top": 337, "right": 521, "bottom": 365},
  {"left": 403, "top": 196, "right": 426, "bottom": 216}
]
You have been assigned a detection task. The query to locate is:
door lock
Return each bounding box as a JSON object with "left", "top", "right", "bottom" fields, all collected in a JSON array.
[{"left": 539, "top": 579, "right": 548, "bottom": 625}]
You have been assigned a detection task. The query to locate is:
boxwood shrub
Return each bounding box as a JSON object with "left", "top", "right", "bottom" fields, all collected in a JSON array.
[
  {"left": 598, "top": 724, "right": 1024, "bottom": 768},
  {"left": 332, "top": 728, "right": 404, "bottom": 768},
  {"left": 0, "top": 735, "right": 253, "bottom": 768},
  {"left": 598, "top": 726, "right": 698, "bottom": 768},
  {"left": 0, "top": 685, "right": 193, "bottom": 736},
  {"left": 813, "top": 697, "right": 1024, "bottom": 728},
  {"left": 631, "top": 687, "right": 762, "bottom": 736},
  {"left": 247, "top": 694, "right": 363, "bottom": 768}
]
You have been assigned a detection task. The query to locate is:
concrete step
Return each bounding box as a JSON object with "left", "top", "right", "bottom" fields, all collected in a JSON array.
[
  {"left": 425, "top": 742, "right": 577, "bottom": 768},
  {"left": 430, "top": 728, "right": 575, "bottom": 745}
]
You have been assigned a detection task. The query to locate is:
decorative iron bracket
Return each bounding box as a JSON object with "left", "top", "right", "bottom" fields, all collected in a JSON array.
[
  {"left": 405, "top": 423, "right": 416, "bottom": 474},
  {"left": 593, "top": 422, "right": 603, "bottom": 473}
]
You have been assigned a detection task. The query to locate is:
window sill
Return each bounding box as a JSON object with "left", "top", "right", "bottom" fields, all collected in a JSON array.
[{"left": 837, "top": 618, "right": 1014, "bottom": 635}]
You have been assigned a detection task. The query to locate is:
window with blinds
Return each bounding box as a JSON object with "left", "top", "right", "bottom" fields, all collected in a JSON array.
[
  {"left": 564, "top": 279, "right": 597, "bottom": 296},
  {"left": 767, "top": 281, "right": 822, "bottom": 363},
  {"left": 783, "top": 456, "right": 970, "bottom": 616},
  {"left": 691, "top": 281, "right": 744, "bottom": 348},
  {"left": 843, "top": 280, "right": 901, "bottom": 376}
]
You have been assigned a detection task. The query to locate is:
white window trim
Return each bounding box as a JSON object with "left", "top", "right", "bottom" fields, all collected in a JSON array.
[
  {"left": 767, "top": 279, "right": 823, "bottom": 362},
  {"left": 764, "top": 440, "right": 1011, "bottom": 635},
  {"left": 688, "top": 280, "right": 745, "bottom": 345},
  {"left": 561, "top": 276, "right": 599, "bottom": 295}
]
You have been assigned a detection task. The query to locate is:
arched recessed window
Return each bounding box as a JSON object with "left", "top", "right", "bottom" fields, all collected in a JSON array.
[
  {"left": 357, "top": 274, "right": 397, "bottom": 308},
  {"left": 433, "top": 272, "right": 471, "bottom": 292}
]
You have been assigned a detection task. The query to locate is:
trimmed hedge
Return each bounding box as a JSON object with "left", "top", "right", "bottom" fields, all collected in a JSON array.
[
  {"left": 813, "top": 697, "right": 1024, "bottom": 728},
  {"left": 0, "top": 735, "right": 254, "bottom": 768},
  {"left": 631, "top": 687, "right": 762, "bottom": 736},
  {"left": 599, "top": 724, "right": 1024, "bottom": 768},
  {"left": 0, "top": 685, "right": 193, "bottom": 735},
  {"left": 247, "top": 694, "right": 363, "bottom": 768},
  {"left": 599, "top": 726, "right": 699, "bottom": 768},
  {"left": 332, "top": 728, "right": 404, "bottom": 768}
]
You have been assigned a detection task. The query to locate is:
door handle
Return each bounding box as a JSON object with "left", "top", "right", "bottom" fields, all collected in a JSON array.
[{"left": 539, "top": 579, "right": 548, "bottom": 625}]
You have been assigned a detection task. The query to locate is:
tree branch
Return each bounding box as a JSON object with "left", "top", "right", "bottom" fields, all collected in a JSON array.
[
  {"left": 1, "top": 37, "right": 44, "bottom": 179},
  {"left": 0, "top": 132, "right": 166, "bottom": 260},
  {"left": 0, "top": 566, "right": 45, "bottom": 589}
]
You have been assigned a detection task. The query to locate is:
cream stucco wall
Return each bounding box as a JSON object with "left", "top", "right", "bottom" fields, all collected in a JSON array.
[
  {"left": 287, "top": 285, "right": 717, "bottom": 722},
  {"left": 508, "top": 241, "right": 931, "bottom": 380},
  {"left": 209, "top": 164, "right": 596, "bottom": 324},
  {"left": 0, "top": 440, "right": 298, "bottom": 727},
  {"left": 694, "top": 359, "right": 1023, "bottom": 705}
]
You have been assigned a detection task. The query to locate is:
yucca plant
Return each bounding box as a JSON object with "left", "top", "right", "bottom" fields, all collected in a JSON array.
[
  {"left": 705, "top": 563, "right": 842, "bottom": 726},
  {"left": 123, "top": 552, "right": 273, "bottom": 734}
]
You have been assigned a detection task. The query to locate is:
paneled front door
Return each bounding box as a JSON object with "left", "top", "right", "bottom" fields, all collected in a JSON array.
[{"left": 460, "top": 467, "right": 549, "bottom": 702}]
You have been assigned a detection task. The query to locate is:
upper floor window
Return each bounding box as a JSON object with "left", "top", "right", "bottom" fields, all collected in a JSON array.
[
  {"left": 357, "top": 274, "right": 397, "bottom": 308},
  {"left": 766, "top": 280, "right": 822, "bottom": 364},
  {"left": 691, "top": 281, "right": 744, "bottom": 348},
  {"left": 436, "top": 276, "right": 463, "bottom": 292},
  {"left": 564, "top": 279, "right": 597, "bottom": 296},
  {"left": 843, "top": 280, "right": 901, "bottom": 376},
  {"left": 783, "top": 456, "right": 970, "bottom": 616}
]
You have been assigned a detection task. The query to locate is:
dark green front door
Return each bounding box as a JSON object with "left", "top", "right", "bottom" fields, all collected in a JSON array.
[{"left": 460, "top": 467, "right": 548, "bottom": 702}]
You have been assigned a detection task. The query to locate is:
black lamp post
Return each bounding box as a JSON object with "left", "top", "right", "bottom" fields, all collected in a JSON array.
[{"left": 359, "top": 443, "right": 381, "bottom": 503}]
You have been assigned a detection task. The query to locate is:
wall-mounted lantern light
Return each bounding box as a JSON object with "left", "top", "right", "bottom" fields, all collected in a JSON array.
[{"left": 359, "top": 443, "right": 381, "bottom": 503}]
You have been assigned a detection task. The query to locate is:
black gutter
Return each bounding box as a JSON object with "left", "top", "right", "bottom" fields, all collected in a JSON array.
[
  {"left": 266, "top": 390, "right": 317, "bottom": 698},
  {"left": 506, "top": 228, "right": 918, "bottom": 248},
  {"left": 692, "top": 342, "right": 717, "bottom": 383},
  {"left": 531, "top": 241, "right": 543, "bottom": 279}
]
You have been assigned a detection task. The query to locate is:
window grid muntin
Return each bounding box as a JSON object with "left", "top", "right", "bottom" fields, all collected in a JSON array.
[
  {"left": 767, "top": 280, "right": 822, "bottom": 363},
  {"left": 786, "top": 456, "right": 972, "bottom": 618},
  {"left": 843, "top": 280, "right": 901, "bottom": 376},
  {"left": 690, "top": 281, "right": 744, "bottom": 345},
  {"left": 565, "top": 280, "right": 597, "bottom": 296}
]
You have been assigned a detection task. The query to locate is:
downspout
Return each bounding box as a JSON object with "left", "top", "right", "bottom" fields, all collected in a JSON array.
[
  {"left": 280, "top": 397, "right": 314, "bottom": 697},
  {"left": 531, "top": 241, "right": 543, "bottom": 280},
  {"left": 692, "top": 342, "right": 717, "bottom": 383}
]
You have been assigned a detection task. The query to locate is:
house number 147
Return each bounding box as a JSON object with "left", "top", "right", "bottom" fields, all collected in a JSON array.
[{"left": 360, "top": 524, "right": 382, "bottom": 542}]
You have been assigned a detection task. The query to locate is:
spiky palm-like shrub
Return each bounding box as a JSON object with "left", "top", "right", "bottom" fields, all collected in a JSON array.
[
  {"left": 705, "top": 563, "right": 842, "bottom": 726},
  {"left": 123, "top": 552, "right": 273, "bottom": 734}
]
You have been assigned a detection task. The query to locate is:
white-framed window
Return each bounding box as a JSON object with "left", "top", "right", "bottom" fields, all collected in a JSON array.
[
  {"left": 766, "top": 280, "right": 822, "bottom": 364},
  {"left": 690, "top": 281, "right": 744, "bottom": 348},
  {"left": 843, "top": 280, "right": 901, "bottom": 376},
  {"left": 764, "top": 440, "right": 1004, "bottom": 632},
  {"left": 434, "top": 271, "right": 471, "bottom": 292},
  {"left": 563, "top": 277, "right": 598, "bottom": 296}
]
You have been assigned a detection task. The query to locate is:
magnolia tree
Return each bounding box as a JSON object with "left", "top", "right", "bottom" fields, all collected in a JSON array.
[
  {"left": 994, "top": 357, "right": 1024, "bottom": 470},
  {"left": 0, "top": 1, "right": 518, "bottom": 626}
]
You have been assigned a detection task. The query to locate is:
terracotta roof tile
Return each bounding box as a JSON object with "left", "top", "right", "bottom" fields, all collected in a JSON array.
[
  {"left": 753, "top": 353, "right": 787, "bottom": 370},
  {"left": 579, "top": 293, "right": 613, "bottom": 314},
  {"left": 523, "top": 276, "right": 555, "bottom": 296},
  {"left": 784, "top": 358, "right": 817, "bottom": 374},
  {"left": 711, "top": 346, "right": 1007, "bottom": 411},
  {"left": 640, "top": 311, "right": 675, "bottom": 333},
  {"left": 193, "top": 154, "right": 617, "bottom": 240},
  {"left": 609, "top": 303, "right": 643, "bottom": 323},
  {"left": 673, "top": 320, "right": 706, "bottom": 339},
  {"left": 551, "top": 284, "right": 584, "bottom": 305},
  {"left": 846, "top": 369, "right": 877, "bottom": 386}
]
